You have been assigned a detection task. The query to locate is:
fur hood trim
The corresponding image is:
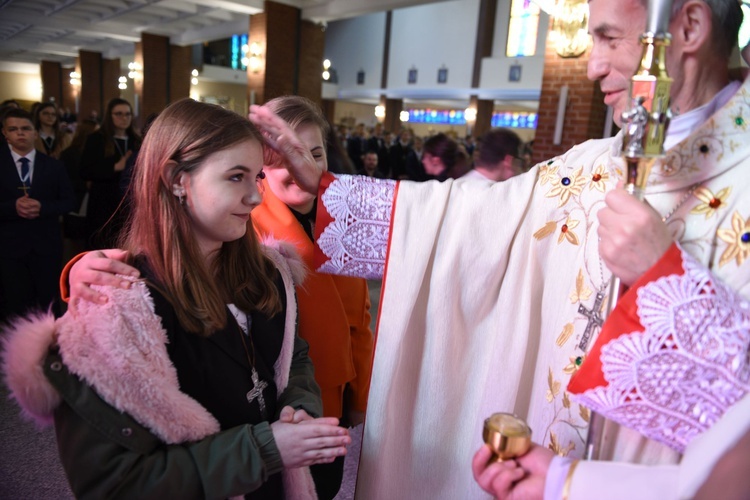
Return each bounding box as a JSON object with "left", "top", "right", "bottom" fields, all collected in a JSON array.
[
  {"left": 2, "top": 312, "right": 60, "bottom": 427},
  {"left": 262, "top": 237, "right": 307, "bottom": 286},
  {"left": 262, "top": 239, "right": 305, "bottom": 394}
]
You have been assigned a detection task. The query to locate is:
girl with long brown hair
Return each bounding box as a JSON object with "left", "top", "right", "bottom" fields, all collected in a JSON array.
[{"left": 3, "top": 98, "right": 349, "bottom": 499}]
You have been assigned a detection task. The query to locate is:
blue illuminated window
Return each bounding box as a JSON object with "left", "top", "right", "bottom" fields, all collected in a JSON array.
[
  {"left": 231, "top": 34, "right": 248, "bottom": 70},
  {"left": 403, "top": 109, "right": 538, "bottom": 129}
]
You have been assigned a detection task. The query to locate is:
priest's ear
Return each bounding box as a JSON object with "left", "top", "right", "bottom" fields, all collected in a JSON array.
[{"left": 670, "top": 0, "right": 714, "bottom": 56}]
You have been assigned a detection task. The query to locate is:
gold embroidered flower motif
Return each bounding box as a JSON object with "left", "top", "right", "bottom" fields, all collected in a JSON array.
[
  {"left": 539, "top": 164, "right": 559, "bottom": 185},
  {"left": 562, "top": 392, "right": 571, "bottom": 409},
  {"left": 546, "top": 367, "right": 561, "bottom": 402},
  {"left": 588, "top": 165, "right": 610, "bottom": 192},
  {"left": 717, "top": 211, "right": 750, "bottom": 267},
  {"left": 546, "top": 167, "right": 586, "bottom": 207},
  {"left": 548, "top": 431, "right": 576, "bottom": 456},
  {"left": 569, "top": 269, "right": 592, "bottom": 304},
  {"left": 555, "top": 323, "right": 575, "bottom": 347},
  {"left": 578, "top": 405, "right": 590, "bottom": 423},
  {"left": 557, "top": 216, "right": 580, "bottom": 245},
  {"left": 533, "top": 221, "right": 557, "bottom": 241},
  {"left": 691, "top": 186, "right": 731, "bottom": 218},
  {"left": 563, "top": 355, "right": 585, "bottom": 375}
]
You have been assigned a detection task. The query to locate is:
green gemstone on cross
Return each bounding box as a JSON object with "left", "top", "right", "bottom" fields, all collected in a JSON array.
[
  {"left": 736, "top": 117, "right": 745, "bottom": 126},
  {"left": 575, "top": 356, "right": 583, "bottom": 366}
]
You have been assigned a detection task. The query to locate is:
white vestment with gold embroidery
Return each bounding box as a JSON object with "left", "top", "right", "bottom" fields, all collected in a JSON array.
[{"left": 313, "top": 76, "right": 750, "bottom": 499}]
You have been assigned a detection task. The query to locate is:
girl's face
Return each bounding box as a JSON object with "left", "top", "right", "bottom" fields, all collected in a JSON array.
[
  {"left": 38, "top": 107, "right": 57, "bottom": 128},
  {"left": 178, "top": 139, "right": 265, "bottom": 258},
  {"left": 111, "top": 104, "right": 132, "bottom": 133},
  {"left": 263, "top": 123, "right": 327, "bottom": 214}
]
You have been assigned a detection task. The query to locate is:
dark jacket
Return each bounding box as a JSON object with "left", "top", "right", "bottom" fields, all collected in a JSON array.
[
  {"left": 2, "top": 243, "right": 320, "bottom": 500},
  {"left": 0, "top": 148, "right": 75, "bottom": 258}
]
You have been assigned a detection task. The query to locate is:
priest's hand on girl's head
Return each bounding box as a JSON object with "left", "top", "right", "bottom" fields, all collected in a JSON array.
[
  {"left": 248, "top": 104, "right": 323, "bottom": 194},
  {"left": 471, "top": 443, "right": 550, "bottom": 500},
  {"left": 597, "top": 187, "right": 673, "bottom": 287},
  {"left": 271, "top": 416, "right": 350, "bottom": 468},
  {"left": 68, "top": 249, "right": 139, "bottom": 305}
]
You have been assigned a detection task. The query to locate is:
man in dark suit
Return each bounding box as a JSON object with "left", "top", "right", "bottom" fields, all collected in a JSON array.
[{"left": 0, "top": 108, "right": 74, "bottom": 319}]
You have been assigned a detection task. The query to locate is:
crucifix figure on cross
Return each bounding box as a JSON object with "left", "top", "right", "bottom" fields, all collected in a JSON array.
[
  {"left": 577, "top": 290, "right": 607, "bottom": 351},
  {"left": 246, "top": 368, "right": 268, "bottom": 418}
]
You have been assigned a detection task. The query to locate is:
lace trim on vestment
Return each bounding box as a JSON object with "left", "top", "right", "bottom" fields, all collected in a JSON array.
[
  {"left": 573, "top": 250, "right": 750, "bottom": 452},
  {"left": 316, "top": 175, "right": 395, "bottom": 279}
]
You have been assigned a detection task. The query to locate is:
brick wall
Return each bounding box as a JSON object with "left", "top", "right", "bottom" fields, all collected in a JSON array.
[{"left": 533, "top": 22, "right": 606, "bottom": 165}]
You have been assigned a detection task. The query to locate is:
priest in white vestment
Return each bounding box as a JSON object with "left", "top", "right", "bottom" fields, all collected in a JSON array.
[{"left": 246, "top": 0, "right": 750, "bottom": 494}]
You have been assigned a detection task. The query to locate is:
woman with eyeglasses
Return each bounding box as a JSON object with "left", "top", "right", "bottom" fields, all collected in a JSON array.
[
  {"left": 33, "top": 101, "right": 71, "bottom": 159},
  {"left": 80, "top": 98, "right": 141, "bottom": 249}
]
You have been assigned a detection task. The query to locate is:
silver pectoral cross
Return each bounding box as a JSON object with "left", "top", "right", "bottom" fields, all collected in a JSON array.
[
  {"left": 246, "top": 367, "right": 268, "bottom": 418},
  {"left": 577, "top": 290, "right": 606, "bottom": 351}
]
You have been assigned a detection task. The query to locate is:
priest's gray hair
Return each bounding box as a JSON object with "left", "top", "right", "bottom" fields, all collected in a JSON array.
[{"left": 643, "top": 0, "right": 743, "bottom": 58}]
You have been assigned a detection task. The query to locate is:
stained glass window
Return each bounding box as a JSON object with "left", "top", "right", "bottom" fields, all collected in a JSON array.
[
  {"left": 740, "top": 2, "right": 750, "bottom": 51},
  {"left": 506, "top": 0, "right": 540, "bottom": 57},
  {"left": 403, "top": 109, "right": 538, "bottom": 129}
]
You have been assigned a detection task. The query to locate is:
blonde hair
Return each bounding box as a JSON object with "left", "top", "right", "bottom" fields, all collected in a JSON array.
[{"left": 122, "top": 98, "right": 280, "bottom": 335}]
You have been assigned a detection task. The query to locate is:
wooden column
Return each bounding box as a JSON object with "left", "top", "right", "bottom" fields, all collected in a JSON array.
[
  {"left": 40, "top": 61, "right": 63, "bottom": 104},
  {"left": 384, "top": 98, "right": 403, "bottom": 134},
  {"left": 79, "top": 50, "right": 103, "bottom": 121},
  {"left": 470, "top": 95, "right": 494, "bottom": 138},
  {"left": 247, "top": 1, "right": 325, "bottom": 106},
  {"left": 533, "top": 19, "right": 607, "bottom": 164},
  {"left": 170, "top": 45, "right": 192, "bottom": 105},
  {"left": 62, "top": 67, "right": 76, "bottom": 118},
  {"left": 103, "top": 58, "right": 121, "bottom": 110},
  {"left": 466, "top": 0, "right": 498, "bottom": 139},
  {"left": 141, "top": 33, "right": 170, "bottom": 120},
  {"left": 298, "top": 20, "right": 325, "bottom": 105}
]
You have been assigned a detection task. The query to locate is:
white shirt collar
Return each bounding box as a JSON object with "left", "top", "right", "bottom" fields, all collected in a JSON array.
[{"left": 664, "top": 80, "right": 742, "bottom": 151}]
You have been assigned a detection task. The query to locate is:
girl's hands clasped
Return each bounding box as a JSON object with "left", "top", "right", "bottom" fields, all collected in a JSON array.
[{"left": 271, "top": 406, "right": 350, "bottom": 468}]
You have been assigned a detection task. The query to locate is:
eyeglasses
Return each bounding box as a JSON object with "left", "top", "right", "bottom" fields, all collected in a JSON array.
[{"left": 113, "top": 112, "right": 132, "bottom": 117}]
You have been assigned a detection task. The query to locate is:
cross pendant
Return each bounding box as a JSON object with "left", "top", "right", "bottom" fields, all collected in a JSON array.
[
  {"left": 577, "top": 290, "right": 606, "bottom": 351},
  {"left": 17, "top": 184, "right": 30, "bottom": 196},
  {"left": 246, "top": 368, "right": 268, "bottom": 418}
]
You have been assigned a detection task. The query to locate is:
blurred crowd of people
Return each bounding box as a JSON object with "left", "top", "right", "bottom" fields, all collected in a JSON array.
[{"left": 335, "top": 121, "right": 534, "bottom": 183}]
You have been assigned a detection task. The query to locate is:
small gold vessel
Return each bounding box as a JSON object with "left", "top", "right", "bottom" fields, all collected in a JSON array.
[{"left": 483, "top": 413, "right": 532, "bottom": 461}]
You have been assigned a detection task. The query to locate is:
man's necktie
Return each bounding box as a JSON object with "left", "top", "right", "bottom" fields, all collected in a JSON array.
[{"left": 19, "top": 157, "right": 30, "bottom": 189}]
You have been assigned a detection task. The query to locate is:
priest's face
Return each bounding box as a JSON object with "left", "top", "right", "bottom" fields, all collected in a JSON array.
[{"left": 587, "top": 0, "right": 648, "bottom": 126}]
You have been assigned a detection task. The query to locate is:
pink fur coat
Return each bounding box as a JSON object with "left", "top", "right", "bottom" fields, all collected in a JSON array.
[{"left": 2, "top": 241, "right": 316, "bottom": 499}]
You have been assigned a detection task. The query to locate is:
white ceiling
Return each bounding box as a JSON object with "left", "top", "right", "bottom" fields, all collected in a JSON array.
[{"left": 0, "top": 0, "right": 448, "bottom": 67}]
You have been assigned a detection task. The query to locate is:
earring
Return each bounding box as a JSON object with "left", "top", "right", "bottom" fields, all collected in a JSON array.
[{"left": 173, "top": 188, "right": 186, "bottom": 205}]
